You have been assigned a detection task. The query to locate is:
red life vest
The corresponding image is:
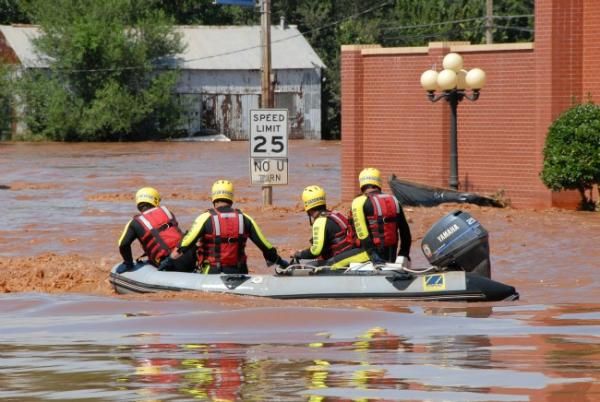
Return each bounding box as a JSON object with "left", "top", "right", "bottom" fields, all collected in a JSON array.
[
  {"left": 366, "top": 193, "right": 400, "bottom": 248},
  {"left": 321, "top": 210, "right": 357, "bottom": 260},
  {"left": 200, "top": 209, "right": 248, "bottom": 269},
  {"left": 134, "top": 206, "right": 183, "bottom": 265}
]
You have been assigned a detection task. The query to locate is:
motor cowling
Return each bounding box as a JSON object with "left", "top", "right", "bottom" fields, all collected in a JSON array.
[{"left": 421, "top": 210, "right": 491, "bottom": 278}]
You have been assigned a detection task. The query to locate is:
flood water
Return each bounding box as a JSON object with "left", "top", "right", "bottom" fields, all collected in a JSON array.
[{"left": 1, "top": 140, "right": 599, "bottom": 401}]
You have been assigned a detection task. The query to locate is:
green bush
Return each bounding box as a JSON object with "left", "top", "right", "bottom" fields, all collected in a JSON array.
[
  {"left": 541, "top": 102, "right": 600, "bottom": 209},
  {"left": 15, "top": 0, "right": 184, "bottom": 141}
]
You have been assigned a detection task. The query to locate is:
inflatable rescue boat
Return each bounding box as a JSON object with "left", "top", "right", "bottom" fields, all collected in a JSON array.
[{"left": 109, "top": 210, "right": 519, "bottom": 302}]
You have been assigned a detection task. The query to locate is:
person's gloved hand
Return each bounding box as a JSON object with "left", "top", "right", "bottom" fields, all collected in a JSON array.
[
  {"left": 274, "top": 266, "right": 287, "bottom": 275},
  {"left": 370, "top": 253, "right": 386, "bottom": 267},
  {"left": 275, "top": 257, "right": 290, "bottom": 275},
  {"left": 395, "top": 255, "right": 411, "bottom": 269},
  {"left": 158, "top": 257, "right": 173, "bottom": 271}
]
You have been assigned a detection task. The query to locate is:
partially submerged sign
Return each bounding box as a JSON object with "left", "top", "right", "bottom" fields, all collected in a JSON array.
[{"left": 250, "top": 109, "right": 288, "bottom": 185}]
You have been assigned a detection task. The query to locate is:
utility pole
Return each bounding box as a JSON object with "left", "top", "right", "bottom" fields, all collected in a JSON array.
[
  {"left": 260, "top": 0, "right": 273, "bottom": 206},
  {"left": 485, "top": 0, "right": 493, "bottom": 44}
]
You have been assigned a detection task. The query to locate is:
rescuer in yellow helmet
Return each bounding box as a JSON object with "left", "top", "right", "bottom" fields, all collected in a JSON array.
[
  {"left": 350, "top": 168, "right": 412, "bottom": 266},
  {"left": 169, "top": 179, "right": 288, "bottom": 274},
  {"left": 291, "top": 185, "right": 369, "bottom": 271},
  {"left": 118, "top": 187, "right": 195, "bottom": 272}
]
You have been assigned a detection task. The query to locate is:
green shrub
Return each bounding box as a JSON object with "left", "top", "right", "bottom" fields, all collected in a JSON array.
[
  {"left": 15, "top": 0, "right": 184, "bottom": 141},
  {"left": 541, "top": 102, "right": 600, "bottom": 210}
]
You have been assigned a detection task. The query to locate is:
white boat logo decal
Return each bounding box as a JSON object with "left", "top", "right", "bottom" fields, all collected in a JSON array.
[{"left": 436, "top": 224, "right": 459, "bottom": 243}]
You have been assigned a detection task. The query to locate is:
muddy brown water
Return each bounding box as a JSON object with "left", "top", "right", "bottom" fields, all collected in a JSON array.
[{"left": 0, "top": 140, "right": 598, "bottom": 401}]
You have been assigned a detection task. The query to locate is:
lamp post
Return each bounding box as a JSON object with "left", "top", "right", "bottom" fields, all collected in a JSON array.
[{"left": 420, "top": 53, "right": 486, "bottom": 190}]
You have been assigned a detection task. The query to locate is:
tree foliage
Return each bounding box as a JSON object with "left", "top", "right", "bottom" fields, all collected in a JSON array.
[
  {"left": 2, "top": 0, "right": 534, "bottom": 140},
  {"left": 541, "top": 103, "right": 600, "bottom": 209},
  {"left": 0, "top": 0, "right": 30, "bottom": 24},
  {"left": 0, "top": 59, "right": 14, "bottom": 138},
  {"left": 15, "top": 0, "right": 184, "bottom": 140}
]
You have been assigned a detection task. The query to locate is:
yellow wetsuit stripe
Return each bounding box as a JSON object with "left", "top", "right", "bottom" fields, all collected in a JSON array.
[
  {"left": 330, "top": 250, "right": 370, "bottom": 269},
  {"left": 245, "top": 214, "right": 273, "bottom": 249},
  {"left": 351, "top": 195, "right": 370, "bottom": 240},
  {"left": 118, "top": 220, "right": 132, "bottom": 246},
  {"left": 180, "top": 211, "right": 211, "bottom": 248},
  {"left": 309, "top": 216, "right": 327, "bottom": 256}
]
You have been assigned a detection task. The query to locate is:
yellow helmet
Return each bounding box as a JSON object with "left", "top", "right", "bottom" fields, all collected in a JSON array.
[
  {"left": 135, "top": 187, "right": 161, "bottom": 207},
  {"left": 302, "top": 185, "right": 326, "bottom": 212},
  {"left": 358, "top": 167, "right": 382, "bottom": 190},
  {"left": 211, "top": 179, "right": 234, "bottom": 202}
]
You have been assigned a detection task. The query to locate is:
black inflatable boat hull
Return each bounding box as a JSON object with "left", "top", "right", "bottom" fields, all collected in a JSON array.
[{"left": 389, "top": 176, "right": 503, "bottom": 207}]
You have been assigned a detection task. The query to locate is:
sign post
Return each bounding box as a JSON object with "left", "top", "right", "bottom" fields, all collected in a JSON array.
[
  {"left": 259, "top": 0, "right": 274, "bottom": 206},
  {"left": 250, "top": 109, "right": 288, "bottom": 203}
]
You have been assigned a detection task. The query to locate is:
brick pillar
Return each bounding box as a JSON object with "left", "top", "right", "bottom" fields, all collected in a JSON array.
[
  {"left": 535, "top": 0, "right": 585, "bottom": 208},
  {"left": 583, "top": 0, "right": 600, "bottom": 100},
  {"left": 533, "top": 0, "right": 555, "bottom": 208},
  {"left": 340, "top": 45, "right": 368, "bottom": 201}
]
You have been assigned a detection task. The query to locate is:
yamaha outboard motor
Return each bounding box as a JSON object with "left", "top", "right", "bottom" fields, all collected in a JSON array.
[{"left": 421, "top": 210, "right": 491, "bottom": 278}]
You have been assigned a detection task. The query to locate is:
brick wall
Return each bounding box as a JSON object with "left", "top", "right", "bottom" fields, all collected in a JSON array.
[{"left": 341, "top": 0, "right": 596, "bottom": 209}]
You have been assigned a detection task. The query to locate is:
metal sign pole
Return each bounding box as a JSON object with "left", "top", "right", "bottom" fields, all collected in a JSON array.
[{"left": 260, "top": 0, "right": 273, "bottom": 206}]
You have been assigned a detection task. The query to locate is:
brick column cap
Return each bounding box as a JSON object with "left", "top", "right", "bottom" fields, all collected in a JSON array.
[{"left": 341, "top": 44, "right": 381, "bottom": 52}]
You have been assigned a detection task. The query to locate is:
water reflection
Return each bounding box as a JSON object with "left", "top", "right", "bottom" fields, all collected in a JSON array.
[
  {"left": 0, "top": 296, "right": 598, "bottom": 401},
  {"left": 0, "top": 324, "right": 597, "bottom": 401}
]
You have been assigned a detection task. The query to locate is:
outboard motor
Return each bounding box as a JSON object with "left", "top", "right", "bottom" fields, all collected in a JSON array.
[{"left": 421, "top": 210, "right": 491, "bottom": 278}]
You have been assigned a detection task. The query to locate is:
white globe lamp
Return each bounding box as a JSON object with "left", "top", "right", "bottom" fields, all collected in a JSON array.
[
  {"left": 442, "top": 52, "right": 463, "bottom": 72},
  {"left": 466, "top": 68, "right": 486, "bottom": 89},
  {"left": 420, "top": 70, "right": 439, "bottom": 91},
  {"left": 437, "top": 69, "right": 457, "bottom": 91}
]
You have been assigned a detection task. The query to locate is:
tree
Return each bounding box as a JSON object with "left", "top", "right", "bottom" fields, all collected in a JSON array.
[
  {"left": 0, "top": 0, "right": 30, "bottom": 24},
  {"left": 0, "top": 59, "right": 14, "bottom": 138},
  {"left": 150, "top": 0, "right": 256, "bottom": 25},
  {"left": 541, "top": 102, "right": 600, "bottom": 210},
  {"left": 16, "top": 0, "right": 185, "bottom": 140}
]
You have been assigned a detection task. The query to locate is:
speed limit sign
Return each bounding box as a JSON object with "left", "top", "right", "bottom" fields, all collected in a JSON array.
[
  {"left": 249, "top": 109, "right": 288, "bottom": 185},
  {"left": 250, "top": 109, "right": 288, "bottom": 157}
]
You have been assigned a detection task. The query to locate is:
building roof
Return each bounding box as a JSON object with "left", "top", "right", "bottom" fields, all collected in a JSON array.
[
  {"left": 0, "top": 24, "right": 325, "bottom": 70},
  {"left": 176, "top": 26, "right": 325, "bottom": 70},
  {"left": 0, "top": 25, "right": 46, "bottom": 68}
]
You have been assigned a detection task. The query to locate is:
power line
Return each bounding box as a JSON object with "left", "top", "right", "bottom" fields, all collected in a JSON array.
[
  {"left": 493, "top": 14, "right": 534, "bottom": 19},
  {"left": 56, "top": 0, "right": 394, "bottom": 74},
  {"left": 496, "top": 25, "right": 534, "bottom": 33},
  {"left": 30, "top": 5, "right": 533, "bottom": 74},
  {"left": 174, "top": 0, "right": 393, "bottom": 65},
  {"left": 379, "top": 14, "right": 533, "bottom": 32},
  {"left": 381, "top": 24, "right": 534, "bottom": 43}
]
